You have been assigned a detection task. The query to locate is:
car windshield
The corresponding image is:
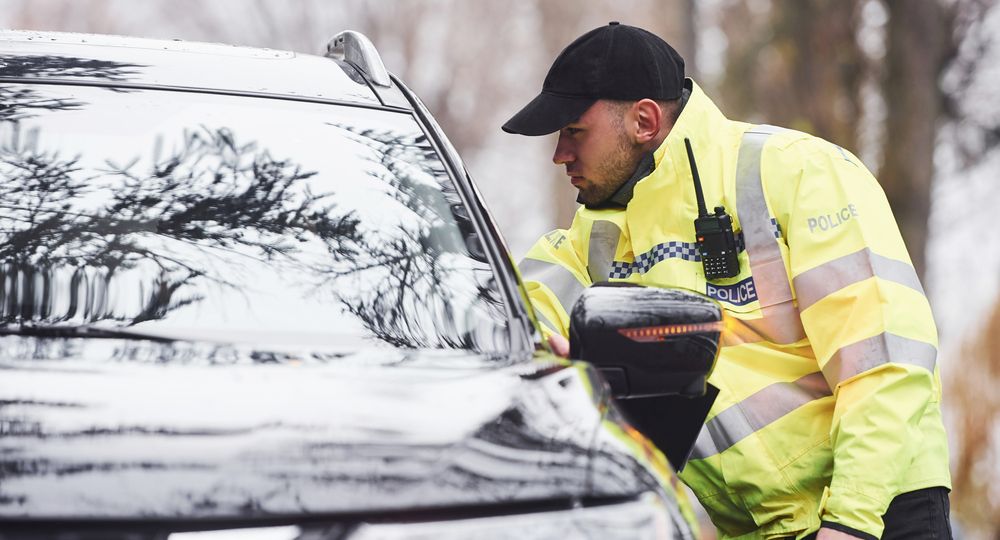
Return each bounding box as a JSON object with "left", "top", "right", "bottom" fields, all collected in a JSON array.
[{"left": 0, "top": 82, "right": 509, "bottom": 353}]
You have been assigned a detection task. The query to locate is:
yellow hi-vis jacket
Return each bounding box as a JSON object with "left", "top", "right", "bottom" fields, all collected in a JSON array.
[{"left": 520, "top": 80, "right": 950, "bottom": 539}]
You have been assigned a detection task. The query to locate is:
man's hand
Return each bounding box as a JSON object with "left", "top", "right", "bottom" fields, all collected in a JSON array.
[
  {"left": 547, "top": 334, "right": 570, "bottom": 357},
  {"left": 816, "top": 527, "right": 864, "bottom": 540}
]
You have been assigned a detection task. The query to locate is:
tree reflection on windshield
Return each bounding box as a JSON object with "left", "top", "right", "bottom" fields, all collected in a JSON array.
[
  {"left": 0, "top": 55, "right": 144, "bottom": 81},
  {"left": 0, "top": 125, "right": 360, "bottom": 326},
  {"left": 0, "top": 87, "right": 82, "bottom": 123},
  {"left": 0, "top": 85, "right": 507, "bottom": 352},
  {"left": 313, "top": 124, "right": 506, "bottom": 349},
  {"left": 0, "top": 55, "right": 145, "bottom": 122}
]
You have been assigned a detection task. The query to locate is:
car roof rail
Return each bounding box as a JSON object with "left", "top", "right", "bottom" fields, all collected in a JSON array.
[{"left": 325, "top": 31, "right": 391, "bottom": 88}]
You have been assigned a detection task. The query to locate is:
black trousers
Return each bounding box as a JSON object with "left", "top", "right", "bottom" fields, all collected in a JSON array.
[{"left": 800, "top": 487, "right": 952, "bottom": 540}]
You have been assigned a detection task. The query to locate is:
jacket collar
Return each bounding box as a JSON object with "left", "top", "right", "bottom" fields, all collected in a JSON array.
[
  {"left": 582, "top": 151, "right": 656, "bottom": 209},
  {"left": 649, "top": 79, "right": 737, "bottom": 194}
]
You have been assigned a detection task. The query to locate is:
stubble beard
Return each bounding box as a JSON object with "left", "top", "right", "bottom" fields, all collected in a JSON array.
[{"left": 577, "top": 131, "right": 646, "bottom": 206}]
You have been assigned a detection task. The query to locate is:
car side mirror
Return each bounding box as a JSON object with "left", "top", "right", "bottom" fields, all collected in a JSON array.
[{"left": 568, "top": 282, "right": 722, "bottom": 399}]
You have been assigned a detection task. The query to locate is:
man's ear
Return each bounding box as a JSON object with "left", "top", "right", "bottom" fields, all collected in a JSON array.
[{"left": 631, "top": 99, "right": 663, "bottom": 145}]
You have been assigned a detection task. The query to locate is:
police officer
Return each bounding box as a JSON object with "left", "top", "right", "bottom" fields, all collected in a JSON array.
[{"left": 503, "top": 23, "right": 952, "bottom": 540}]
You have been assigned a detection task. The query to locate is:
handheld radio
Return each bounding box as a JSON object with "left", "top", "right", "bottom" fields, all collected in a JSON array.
[{"left": 684, "top": 138, "right": 740, "bottom": 280}]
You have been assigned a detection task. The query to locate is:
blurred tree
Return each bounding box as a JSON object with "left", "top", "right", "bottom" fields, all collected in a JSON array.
[
  {"left": 881, "top": 0, "right": 951, "bottom": 278},
  {"left": 938, "top": 5, "right": 1000, "bottom": 537},
  {"left": 534, "top": 0, "right": 591, "bottom": 229},
  {"left": 719, "top": 0, "right": 865, "bottom": 151},
  {"left": 940, "top": 0, "right": 1000, "bottom": 163},
  {"left": 6, "top": 0, "right": 116, "bottom": 34},
  {"left": 950, "top": 296, "right": 1000, "bottom": 538},
  {"left": 716, "top": 0, "right": 979, "bottom": 279}
]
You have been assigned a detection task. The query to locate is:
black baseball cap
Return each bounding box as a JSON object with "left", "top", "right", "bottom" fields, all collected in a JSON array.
[{"left": 502, "top": 22, "right": 685, "bottom": 136}]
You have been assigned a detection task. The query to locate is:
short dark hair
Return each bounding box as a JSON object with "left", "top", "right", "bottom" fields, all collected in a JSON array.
[
  {"left": 660, "top": 98, "right": 682, "bottom": 125},
  {"left": 607, "top": 98, "right": 682, "bottom": 127}
]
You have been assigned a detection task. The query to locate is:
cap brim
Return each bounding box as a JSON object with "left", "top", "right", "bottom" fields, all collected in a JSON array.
[{"left": 502, "top": 93, "right": 596, "bottom": 136}]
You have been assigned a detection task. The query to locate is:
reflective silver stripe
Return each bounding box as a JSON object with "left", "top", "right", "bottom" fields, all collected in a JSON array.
[
  {"left": 519, "top": 258, "right": 586, "bottom": 313},
  {"left": 793, "top": 248, "right": 926, "bottom": 312},
  {"left": 691, "top": 427, "right": 719, "bottom": 462},
  {"left": 722, "top": 302, "right": 808, "bottom": 347},
  {"left": 587, "top": 220, "right": 622, "bottom": 283},
  {"left": 748, "top": 124, "right": 786, "bottom": 136},
  {"left": 823, "top": 332, "right": 937, "bottom": 388},
  {"left": 690, "top": 372, "right": 832, "bottom": 460},
  {"left": 736, "top": 126, "right": 793, "bottom": 307},
  {"left": 733, "top": 126, "right": 805, "bottom": 344}
]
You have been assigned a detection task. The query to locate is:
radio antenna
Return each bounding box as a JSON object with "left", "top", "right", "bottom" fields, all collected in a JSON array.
[{"left": 684, "top": 138, "right": 710, "bottom": 219}]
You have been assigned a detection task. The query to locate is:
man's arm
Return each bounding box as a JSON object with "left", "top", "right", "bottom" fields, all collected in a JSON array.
[
  {"left": 519, "top": 226, "right": 592, "bottom": 340},
  {"left": 774, "top": 140, "right": 941, "bottom": 539}
]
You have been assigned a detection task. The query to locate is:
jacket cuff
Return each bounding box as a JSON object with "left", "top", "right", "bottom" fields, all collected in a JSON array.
[
  {"left": 820, "top": 486, "right": 886, "bottom": 539},
  {"left": 820, "top": 521, "right": 877, "bottom": 540}
]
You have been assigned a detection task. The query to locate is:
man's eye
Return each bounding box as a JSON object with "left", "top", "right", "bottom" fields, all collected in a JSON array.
[{"left": 565, "top": 127, "right": 582, "bottom": 135}]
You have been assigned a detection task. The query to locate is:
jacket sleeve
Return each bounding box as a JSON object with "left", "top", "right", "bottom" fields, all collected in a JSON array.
[
  {"left": 518, "top": 226, "right": 592, "bottom": 339},
  {"left": 772, "top": 140, "right": 940, "bottom": 539}
]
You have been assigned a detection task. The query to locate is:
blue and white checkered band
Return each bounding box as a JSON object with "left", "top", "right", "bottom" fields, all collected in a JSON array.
[
  {"left": 608, "top": 221, "right": 779, "bottom": 279},
  {"left": 608, "top": 241, "right": 700, "bottom": 278}
]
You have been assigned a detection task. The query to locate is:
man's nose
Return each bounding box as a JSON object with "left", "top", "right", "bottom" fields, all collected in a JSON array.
[{"left": 552, "top": 133, "right": 574, "bottom": 165}]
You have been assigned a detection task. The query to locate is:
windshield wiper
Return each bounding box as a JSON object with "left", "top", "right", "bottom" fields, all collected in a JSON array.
[{"left": 0, "top": 324, "right": 177, "bottom": 342}]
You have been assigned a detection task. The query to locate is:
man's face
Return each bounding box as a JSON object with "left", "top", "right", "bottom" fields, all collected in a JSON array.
[{"left": 552, "top": 100, "right": 644, "bottom": 206}]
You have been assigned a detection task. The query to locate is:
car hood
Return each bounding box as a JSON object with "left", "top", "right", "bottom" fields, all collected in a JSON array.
[{"left": 0, "top": 337, "right": 626, "bottom": 521}]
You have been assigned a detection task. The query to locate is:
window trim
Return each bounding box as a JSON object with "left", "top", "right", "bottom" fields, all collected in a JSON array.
[
  {"left": 390, "top": 75, "right": 537, "bottom": 354},
  {"left": 0, "top": 76, "right": 409, "bottom": 113}
]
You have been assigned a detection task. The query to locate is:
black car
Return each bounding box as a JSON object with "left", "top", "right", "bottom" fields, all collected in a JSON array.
[{"left": 0, "top": 30, "right": 719, "bottom": 539}]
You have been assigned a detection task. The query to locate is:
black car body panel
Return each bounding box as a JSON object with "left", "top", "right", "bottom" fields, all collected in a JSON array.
[{"left": 1, "top": 338, "right": 661, "bottom": 518}]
